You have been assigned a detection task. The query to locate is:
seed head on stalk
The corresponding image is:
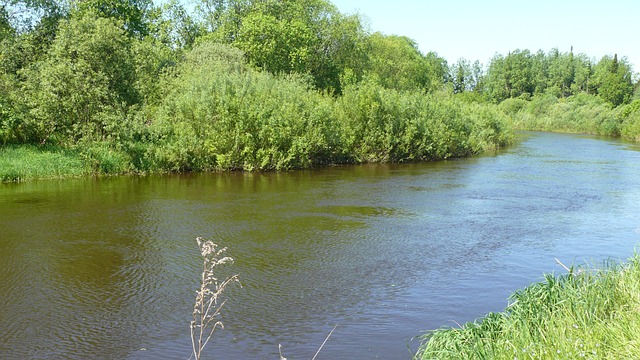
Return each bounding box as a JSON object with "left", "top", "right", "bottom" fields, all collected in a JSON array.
[{"left": 190, "top": 237, "right": 239, "bottom": 360}]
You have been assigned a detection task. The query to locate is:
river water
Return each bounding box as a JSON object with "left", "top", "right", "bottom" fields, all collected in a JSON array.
[{"left": 1, "top": 132, "right": 640, "bottom": 359}]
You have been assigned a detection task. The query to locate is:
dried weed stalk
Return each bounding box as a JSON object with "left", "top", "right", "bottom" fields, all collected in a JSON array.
[{"left": 190, "top": 237, "right": 239, "bottom": 360}]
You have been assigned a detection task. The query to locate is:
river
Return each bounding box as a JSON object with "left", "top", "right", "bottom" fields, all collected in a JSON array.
[{"left": 1, "top": 132, "right": 640, "bottom": 359}]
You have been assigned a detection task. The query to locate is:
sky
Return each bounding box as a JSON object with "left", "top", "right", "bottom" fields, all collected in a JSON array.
[{"left": 330, "top": 0, "right": 640, "bottom": 74}]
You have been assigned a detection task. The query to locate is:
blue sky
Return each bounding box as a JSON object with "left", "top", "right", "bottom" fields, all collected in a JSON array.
[{"left": 330, "top": 0, "right": 640, "bottom": 74}]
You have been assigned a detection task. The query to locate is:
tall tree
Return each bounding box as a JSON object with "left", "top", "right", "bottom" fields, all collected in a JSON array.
[
  {"left": 365, "top": 32, "right": 437, "bottom": 92},
  {"left": 593, "top": 54, "right": 634, "bottom": 106},
  {"left": 24, "top": 9, "right": 139, "bottom": 143},
  {"left": 450, "top": 58, "right": 473, "bottom": 94},
  {"left": 75, "top": 0, "right": 153, "bottom": 37},
  {"left": 205, "top": 0, "right": 368, "bottom": 93}
]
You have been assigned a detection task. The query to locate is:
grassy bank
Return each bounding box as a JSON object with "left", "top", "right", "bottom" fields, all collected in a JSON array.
[
  {"left": 500, "top": 94, "right": 640, "bottom": 140},
  {"left": 416, "top": 254, "right": 640, "bottom": 359},
  {"left": 0, "top": 145, "right": 90, "bottom": 182}
]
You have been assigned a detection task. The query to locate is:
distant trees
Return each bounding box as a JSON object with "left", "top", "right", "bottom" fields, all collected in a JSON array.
[
  {"left": 479, "top": 48, "right": 635, "bottom": 106},
  {"left": 592, "top": 54, "right": 634, "bottom": 106}
]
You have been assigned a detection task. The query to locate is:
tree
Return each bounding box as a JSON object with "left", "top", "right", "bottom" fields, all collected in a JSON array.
[
  {"left": 451, "top": 58, "right": 473, "bottom": 94},
  {"left": 365, "top": 32, "right": 434, "bottom": 91},
  {"left": 24, "top": 9, "right": 139, "bottom": 143},
  {"left": 593, "top": 54, "right": 634, "bottom": 106},
  {"left": 0, "top": 0, "right": 60, "bottom": 34},
  {"left": 423, "top": 51, "right": 448, "bottom": 92},
  {"left": 150, "top": 0, "right": 203, "bottom": 50},
  {"left": 207, "top": 0, "right": 368, "bottom": 93},
  {"left": 235, "top": 10, "right": 313, "bottom": 74},
  {"left": 484, "top": 54, "right": 508, "bottom": 102},
  {"left": 75, "top": 0, "right": 153, "bottom": 37}
]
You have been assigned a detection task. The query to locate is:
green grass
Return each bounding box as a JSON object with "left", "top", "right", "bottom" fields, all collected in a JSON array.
[
  {"left": 416, "top": 254, "right": 640, "bottom": 359},
  {"left": 0, "top": 145, "right": 90, "bottom": 182}
]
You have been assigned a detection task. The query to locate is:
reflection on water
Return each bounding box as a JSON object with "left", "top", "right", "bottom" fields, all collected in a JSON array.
[{"left": 1, "top": 132, "right": 640, "bottom": 359}]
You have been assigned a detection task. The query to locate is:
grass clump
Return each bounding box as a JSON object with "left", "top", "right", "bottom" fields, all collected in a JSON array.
[
  {"left": 0, "top": 145, "right": 89, "bottom": 182},
  {"left": 416, "top": 254, "right": 640, "bottom": 359}
]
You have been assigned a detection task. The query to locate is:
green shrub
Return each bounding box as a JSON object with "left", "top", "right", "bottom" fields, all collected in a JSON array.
[
  {"left": 22, "top": 10, "right": 139, "bottom": 144},
  {"left": 510, "top": 93, "right": 622, "bottom": 136},
  {"left": 151, "top": 43, "right": 341, "bottom": 171},
  {"left": 620, "top": 100, "right": 640, "bottom": 140}
]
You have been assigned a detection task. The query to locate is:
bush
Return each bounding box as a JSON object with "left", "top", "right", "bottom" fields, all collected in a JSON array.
[
  {"left": 151, "top": 42, "right": 341, "bottom": 171},
  {"left": 509, "top": 93, "right": 622, "bottom": 136},
  {"left": 620, "top": 100, "right": 640, "bottom": 140}
]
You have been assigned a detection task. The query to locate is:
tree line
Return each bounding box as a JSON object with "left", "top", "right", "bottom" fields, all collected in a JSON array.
[{"left": 456, "top": 48, "right": 637, "bottom": 106}]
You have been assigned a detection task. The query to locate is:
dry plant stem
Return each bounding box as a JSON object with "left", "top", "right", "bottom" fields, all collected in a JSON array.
[
  {"left": 311, "top": 323, "right": 339, "bottom": 360},
  {"left": 555, "top": 258, "right": 572, "bottom": 273},
  {"left": 190, "top": 237, "right": 239, "bottom": 360}
]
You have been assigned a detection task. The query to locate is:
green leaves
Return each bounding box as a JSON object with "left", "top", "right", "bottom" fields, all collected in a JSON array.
[
  {"left": 23, "top": 10, "right": 139, "bottom": 143},
  {"left": 485, "top": 49, "right": 635, "bottom": 106}
]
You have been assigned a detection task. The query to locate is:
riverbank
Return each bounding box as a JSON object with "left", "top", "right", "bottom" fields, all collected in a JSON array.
[
  {"left": 500, "top": 94, "right": 640, "bottom": 140},
  {"left": 0, "top": 45, "right": 514, "bottom": 183},
  {"left": 416, "top": 253, "right": 640, "bottom": 360}
]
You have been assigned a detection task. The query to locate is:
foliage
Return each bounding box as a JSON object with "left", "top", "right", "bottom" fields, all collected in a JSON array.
[
  {"left": 3, "top": 0, "right": 639, "bottom": 182},
  {"left": 416, "top": 254, "right": 640, "bottom": 360},
  {"left": 619, "top": 99, "right": 640, "bottom": 140},
  {"left": 22, "top": 9, "right": 139, "bottom": 144},
  {"left": 221, "top": 0, "right": 369, "bottom": 93},
  {"left": 503, "top": 93, "right": 623, "bottom": 136},
  {"left": 364, "top": 33, "right": 446, "bottom": 92},
  {"left": 450, "top": 58, "right": 483, "bottom": 94},
  {"left": 151, "top": 42, "right": 342, "bottom": 171},
  {"left": 134, "top": 42, "right": 512, "bottom": 174},
  {"left": 592, "top": 54, "right": 635, "bottom": 106},
  {"left": 483, "top": 48, "right": 635, "bottom": 107},
  {"left": 0, "top": 0, "right": 61, "bottom": 34},
  {"left": 74, "top": 0, "right": 153, "bottom": 38},
  {"left": 150, "top": 0, "right": 203, "bottom": 51},
  {"left": 335, "top": 79, "right": 512, "bottom": 163}
]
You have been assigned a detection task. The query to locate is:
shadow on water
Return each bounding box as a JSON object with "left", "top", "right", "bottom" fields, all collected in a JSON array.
[{"left": 1, "top": 132, "right": 640, "bottom": 359}]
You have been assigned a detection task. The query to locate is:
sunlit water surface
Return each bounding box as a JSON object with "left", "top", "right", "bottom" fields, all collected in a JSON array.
[{"left": 1, "top": 132, "right": 640, "bottom": 359}]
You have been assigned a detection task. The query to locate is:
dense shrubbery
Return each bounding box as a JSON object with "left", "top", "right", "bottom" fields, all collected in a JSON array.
[
  {"left": 149, "top": 43, "right": 340, "bottom": 171},
  {"left": 141, "top": 43, "right": 512, "bottom": 172},
  {"left": 500, "top": 94, "right": 640, "bottom": 140},
  {"left": 620, "top": 100, "right": 640, "bottom": 141},
  {"left": 336, "top": 81, "right": 511, "bottom": 163}
]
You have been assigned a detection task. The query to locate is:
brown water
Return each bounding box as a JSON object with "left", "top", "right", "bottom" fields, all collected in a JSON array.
[{"left": 1, "top": 132, "right": 640, "bottom": 359}]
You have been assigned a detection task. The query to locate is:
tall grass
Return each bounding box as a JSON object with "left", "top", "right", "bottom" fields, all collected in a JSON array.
[
  {"left": 0, "top": 145, "right": 89, "bottom": 182},
  {"left": 416, "top": 254, "right": 640, "bottom": 360}
]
